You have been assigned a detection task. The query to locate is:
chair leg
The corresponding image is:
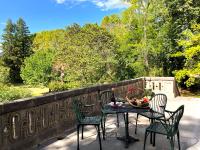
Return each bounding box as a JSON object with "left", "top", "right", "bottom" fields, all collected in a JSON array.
[
  {"left": 169, "top": 136, "right": 174, "bottom": 150},
  {"left": 153, "top": 133, "right": 156, "bottom": 146},
  {"left": 77, "top": 125, "right": 80, "bottom": 150},
  {"left": 143, "top": 130, "right": 148, "bottom": 150},
  {"left": 123, "top": 113, "right": 125, "bottom": 122},
  {"left": 177, "top": 130, "right": 181, "bottom": 150},
  {"left": 116, "top": 113, "right": 119, "bottom": 128},
  {"left": 101, "top": 120, "right": 105, "bottom": 140},
  {"left": 97, "top": 125, "right": 102, "bottom": 150},
  {"left": 150, "top": 119, "right": 154, "bottom": 144},
  {"left": 103, "top": 115, "right": 106, "bottom": 138},
  {"left": 81, "top": 125, "right": 84, "bottom": 139},
  {"left": 135, "top": 113, "right": 139, "bottom": 134}
]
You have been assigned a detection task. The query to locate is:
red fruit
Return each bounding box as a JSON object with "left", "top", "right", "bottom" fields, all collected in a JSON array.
[{"left": 143, "top": 97, "right": 149, "bottom": 103}]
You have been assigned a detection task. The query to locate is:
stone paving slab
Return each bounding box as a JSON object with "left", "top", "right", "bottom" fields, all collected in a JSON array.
[{"left": 40, "top": 97, "right": 200, "bottom": 150}]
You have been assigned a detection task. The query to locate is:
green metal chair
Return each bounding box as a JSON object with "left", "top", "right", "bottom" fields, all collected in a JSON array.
[
  {"left": 99, "top": 90, "right": 120, "bottom": 138},
  {"left": 72, "top": 98, "right": 104, "bottom": 150},
  {"left": 143, "top": 105, "right": 184, "bottom": 150},
  {"left": 135, "top": 93, "right": 167, "bottom": 134}
]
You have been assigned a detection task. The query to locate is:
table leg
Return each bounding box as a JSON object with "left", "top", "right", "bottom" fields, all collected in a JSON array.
[
  {"left": 150, "top": 119, "right": 156, "bottom": 146},
  {"left": 150, "top": 119, "right": 153, "bottom": 144},
  {"left": 117, "top": 112, "right": 139, "bottom": 148}
]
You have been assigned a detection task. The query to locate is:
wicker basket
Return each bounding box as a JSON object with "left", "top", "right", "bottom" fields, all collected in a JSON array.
[{"left": 126, "top": 96, "right": 149, "bottom": 108}]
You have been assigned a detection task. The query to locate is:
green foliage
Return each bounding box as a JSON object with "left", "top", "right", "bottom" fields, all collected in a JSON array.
[
  {"left": 174, "top": 24, "right": 200, "bottom": 87},
  {"left": 174, "top": 69, "right": 188, "bottom": 83},
  {"left": 104, "top": 0, "right": 199, "bottom": 81},
  {"left": 0, "top": 83, "right": 31, "bottom": 103},
  {"left": 21, "top": 49, "right": 55, "bottom": 85},
  {"left": 32, "top": 29, "right": 65, "bottom": 52},
  {"left": 55, "top": 23, "right": 118, "bottom": 88},
  {"left": 1, "top": 1, "right": 197, "bottom": 92},
  {"left": 2, "top": 18, "right": 32, "bottom": 83},
  {"left": 102, "top": 0, "right": 170, "bottom": 79},
  {"left": 0, "top": 65, "right": 10, "bottom": 83},
  {"left": 165, "top": 0, "right": 200, "bottom": 74},
  {"left": 144, "top": 89, "right": 155, "bottom": 98},
  {"left": 48, "top": 81, "right": 68, "bottom": 92},
  {"left": 28, "top": 24, "right": 118, "bottom": 88}
]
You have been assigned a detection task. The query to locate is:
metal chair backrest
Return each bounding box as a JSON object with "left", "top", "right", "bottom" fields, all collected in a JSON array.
[
  {"left": 170, "top": 105, "right": 184, "bottom": 133},
  {"left": 160, "top": 105, "right": 184, "bottom": 135},
  {"left": 150, "top": 93, "right": 167, "bottom": 114},
  {"left": 72, "top": 98, "right": 84, "bottom": 123},
  {"left": 99, "top": 90, "right": 113, "bottom": 108}
]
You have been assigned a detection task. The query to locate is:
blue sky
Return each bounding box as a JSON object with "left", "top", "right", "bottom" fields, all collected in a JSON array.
[{"left": 0, "top": 0, "right": 130, "bottom": 39}]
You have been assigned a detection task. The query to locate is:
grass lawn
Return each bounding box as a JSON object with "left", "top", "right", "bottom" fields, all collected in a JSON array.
[
  {"left": 0, "top": 83, "right": 49, "bottom": 103},
  {"left": 180, "top": 89, "right": 200, "bottom": 98},
  {"left": 13, "top": 84, "right": 49, "bottom": 96},
  {"left": 27, "top": 87, "right": 49, "bottom": 96}
]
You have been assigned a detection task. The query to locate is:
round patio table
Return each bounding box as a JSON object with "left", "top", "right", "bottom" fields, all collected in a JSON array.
[{"left": 104, "top": 102, "right": 149, "bottom": 148}]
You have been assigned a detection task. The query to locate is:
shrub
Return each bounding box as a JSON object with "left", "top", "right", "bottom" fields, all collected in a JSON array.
[
  {"left": 0, "top": 65, "right": 10, "bottom": 83},
  {"left": 0, "top": 83, "right": 31, "bottom": 103},
  {"left": 21, "top": 49, "right": 55, "bottom": 86},
  {"left": 48, "top": 81, "right": 68, "bottom": 92}
]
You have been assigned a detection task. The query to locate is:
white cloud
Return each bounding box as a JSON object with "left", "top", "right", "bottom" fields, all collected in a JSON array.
[
  {"left": 55, "top": 0, "right": 66, "bottom": 4},
  {"left": 93, "top": 0, "right": 131, "bottom": 10},
  {"left": 54, "top": 0, "right": 131, "bottom": 10}
]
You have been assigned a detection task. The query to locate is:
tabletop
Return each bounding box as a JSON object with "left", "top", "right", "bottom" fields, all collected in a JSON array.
[{"left": 104, "top": 102, "right": 150, "bottom": 114}]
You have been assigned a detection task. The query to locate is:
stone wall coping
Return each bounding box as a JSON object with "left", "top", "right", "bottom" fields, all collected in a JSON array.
[
  {"left": 0, "top": 78, "right": 143, "bottom": 115},
  {"left": 144, "top": 77, "right": 175, "bottom": 81}
]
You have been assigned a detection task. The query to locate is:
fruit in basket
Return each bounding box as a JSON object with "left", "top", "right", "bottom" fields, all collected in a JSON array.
[
  {"left": 130, "top": 98, "right": 142, "bottom": 106},
  {"left": 142, "top": 97, "right": 149, "bottom": 103},
  {"left": 126, "top": 96, "right": 149, "bottom": 107},
  {"left": 141, "top": 97, "right": 149, "bottom": 107},
  {"left": 141, "top": 102, "right": 149, "bottom": 107},
  {"left": 131, "top": 100, "right": 138, "bottom": 106}
]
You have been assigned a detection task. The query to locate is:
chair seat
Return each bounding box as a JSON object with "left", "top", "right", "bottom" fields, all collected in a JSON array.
[
  {"left": 140, "top": 111, "right": 164, "bottom": 119},
  {"left": 102, "top": 109, "right": 117, "bottom": 114},
  {"left": 143, "top": 105, "right": 184, "bottom": 150},
  {"left": 80, "top": 116, "right": 102, "bottom": 125},
  {"left": 146, "top": 122, "right": 174, "bottom": 135}
]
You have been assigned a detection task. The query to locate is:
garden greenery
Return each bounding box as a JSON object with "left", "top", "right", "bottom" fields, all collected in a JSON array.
[
  {"left": 0, "top": 0, "right": 199, "bottom": 102},
  {"left": 0, "top": 83, "right": 31, "bottom": 102}
]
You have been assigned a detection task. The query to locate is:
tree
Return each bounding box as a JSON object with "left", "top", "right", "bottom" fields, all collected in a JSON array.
[
  {"left": 28, "top": 23, "right": 118, "bottom": 88},
  {"left": 55, "top": 24, "right": 118, "bottom": 88},
  {"left": 102, "top": 0, "right": 170, "bottom": 79},
  {"left": 165, "top": 0, "right": 200, "bottom": 74},
  {"left": 21, "top": 49, "right": 55, "bottom": 85},
  {"left": 174, "top": 24, "right": 200, "bottom": 88},
  {"left": 2, "top": 18, "right": 32, "bottom": 83},
  {"left": 32, "top": 29, "right": 65, "bottom": 52},
  {"left": 0, "top": 59, "right": 10, "bottom": 83}
]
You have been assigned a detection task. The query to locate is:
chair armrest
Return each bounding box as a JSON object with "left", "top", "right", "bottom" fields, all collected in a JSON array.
[
  {"left": 164, "top": 109, "right": 175, "bottom": 117},
  {"left": 165, "top": 109, "right": 174, "bottom": 113},
  {"left": 158, "top": 110, "right": 174, "bottom": 122}
]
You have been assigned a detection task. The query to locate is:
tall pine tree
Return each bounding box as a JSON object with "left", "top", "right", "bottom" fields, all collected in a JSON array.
[
  {"left": 2, "top": 19, "right": 16, "bottom": 82},
  {"left": 2, "top": 18, "right": 32, "bottom": 83}
]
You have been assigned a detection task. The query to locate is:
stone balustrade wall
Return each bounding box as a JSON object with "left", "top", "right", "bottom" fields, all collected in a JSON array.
[
  {"left": 144, "top": 77, "right": 180, "bottom": 99},
  {"left": 0, "top": 78, "right": 144, "bottom": 150}
]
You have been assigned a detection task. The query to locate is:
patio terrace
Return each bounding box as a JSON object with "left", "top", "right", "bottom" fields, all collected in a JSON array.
[
  {"left": 0, "top": 77, "right": 199, "bottom": 150},
  {"left": 40, "top": 97, "right": 200, "bottom": 150}
]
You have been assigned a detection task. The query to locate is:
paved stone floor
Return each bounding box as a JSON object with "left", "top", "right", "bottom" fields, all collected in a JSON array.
[{"left": 40, "top": 97, "right": 200, "bottom": 150}]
